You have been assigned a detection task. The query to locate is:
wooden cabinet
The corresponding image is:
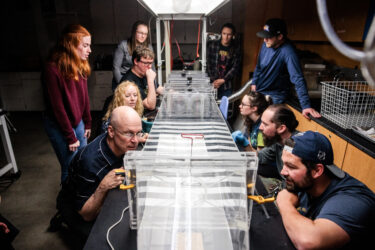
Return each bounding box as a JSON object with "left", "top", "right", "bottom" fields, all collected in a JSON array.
[
  {"left": 342, "top": 144, "right": 375, "bottom": 192},
  {"left": 316, "top": 126, "right": 348, "bottom": 168},
  {"left": 240, "top": 0, "right": 371, "bottom": 82},
  {"left": 283, "top": 0, "right": 369, "bottom": 42},
  {"left": 287, "top": 105, "right": 318, "bottom": 132},
  {"left": 289, "top": 104, "right": 375, "bottom": 192},
  {"left": 0, "top": 72, "right": 43, "bottom": 111},
  {"left": 0, "top": 71, "right": 112, "bottom": 111},
  {"left": 288, "top": 105, "right": 348, "bottom": 168}
]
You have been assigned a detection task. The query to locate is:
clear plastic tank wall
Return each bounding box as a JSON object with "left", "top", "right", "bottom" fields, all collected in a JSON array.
[
  {"left": 124, "top": 71, "right": 258, "bottom": 250},
  {"left": 124, "top": 151, "right": 258, "bottom": 250}
]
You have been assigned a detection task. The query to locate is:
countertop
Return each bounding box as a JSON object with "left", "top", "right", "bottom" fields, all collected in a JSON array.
[{"left": 288, "top": 100, "right": 375, "bottom": 159}]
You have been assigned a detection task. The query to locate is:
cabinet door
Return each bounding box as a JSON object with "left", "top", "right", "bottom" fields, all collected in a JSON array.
[
  {"left": 22, "top": 72, "right": 44, "bottom": 111},
  {"left": 0, "top": 73, "right": 25, "bottom": 111},
  {"left": 342, "top": 144, "right": 375, "bottom": 192},
  {"left": 287, "top": 105, "right": 318, "bottom": 132},
  {"left": 283, "top": 0, "right": 369, "bottom": 42},
  {"left": 316, "top": 126, "right": 347, "bottom": 168}
]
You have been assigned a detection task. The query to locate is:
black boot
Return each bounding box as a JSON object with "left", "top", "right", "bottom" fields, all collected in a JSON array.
[{"left": 47, "top": 211, "right": 63, "bottom": 232}]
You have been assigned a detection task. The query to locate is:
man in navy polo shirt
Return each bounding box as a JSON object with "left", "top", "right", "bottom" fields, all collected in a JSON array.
[
  {"left": 55, "top": 106, "right": 143, "bottom": 247},
  {"left": 277, "top": 131, "right": 375, "bottom": 249}
]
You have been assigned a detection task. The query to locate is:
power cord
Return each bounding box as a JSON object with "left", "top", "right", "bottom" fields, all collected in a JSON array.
[{"left": 106, "top": 206, "right": 129, "bottom": 250}]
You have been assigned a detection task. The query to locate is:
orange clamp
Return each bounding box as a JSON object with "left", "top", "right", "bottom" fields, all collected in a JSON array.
[
  {"left": 119, "top": 184, "right": 135, "bottom": 190},
  {"left": 248, "top": 195, "right": 275, "bottom": 204}
]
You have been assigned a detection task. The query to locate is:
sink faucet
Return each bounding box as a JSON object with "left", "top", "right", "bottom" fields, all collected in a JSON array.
[{"left": 333, "top": 72, "right": 344, "bottom": 82}]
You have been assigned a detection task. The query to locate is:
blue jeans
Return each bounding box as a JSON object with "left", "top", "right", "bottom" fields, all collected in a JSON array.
[
  {"left": 261, "top": 91, "right": 287, "bottom": 104},
  {"left": 217, "top": 86, "right": 232, "bottom": 99},
  {"left": 43, "top": 115, "right": 87, "bottom": 183},
  {"left": 269, "top": 95, "right": 285, "bottom": 104}
]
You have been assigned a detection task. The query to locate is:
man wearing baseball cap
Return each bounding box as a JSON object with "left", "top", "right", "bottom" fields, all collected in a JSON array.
[
  {"left": 251, "top": 18, "right": 321, "bottom": 120},
  {"left": 277, "top": 131, "right": 375, "bottom": 249}
]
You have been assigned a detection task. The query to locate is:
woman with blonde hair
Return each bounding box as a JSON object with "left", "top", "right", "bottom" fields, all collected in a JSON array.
[
  {"left": 42, "top": 24, "right": 92, "bottom": 183},
  {"left": 103, "top": 81, "right": 143, "bottom": 120},
  {"left": 102, "top": 81, "right": 149, "bottom": 142}
]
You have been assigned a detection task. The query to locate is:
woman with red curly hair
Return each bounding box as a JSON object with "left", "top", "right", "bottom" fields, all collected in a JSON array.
[{"left": 42, "top": 24, "right": 92, "bottom": 183}]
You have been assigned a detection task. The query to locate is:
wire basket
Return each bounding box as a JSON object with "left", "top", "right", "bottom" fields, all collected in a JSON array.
[{"left": 321, "top": 81, "right": 375, "bottom": 129}]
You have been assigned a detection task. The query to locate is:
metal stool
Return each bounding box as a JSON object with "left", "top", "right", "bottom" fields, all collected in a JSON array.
[{"left": 0, "top": 109, "right": 18, "bottom": 177}]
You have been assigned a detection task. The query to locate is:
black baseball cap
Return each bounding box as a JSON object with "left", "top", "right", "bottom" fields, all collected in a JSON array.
[{"left": 256, "top": 18, "right": 287, "bottom": 38}]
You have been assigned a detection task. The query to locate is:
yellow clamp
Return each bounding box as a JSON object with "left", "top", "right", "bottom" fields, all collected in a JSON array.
[
  {"left": 120, "top": 183, "right": 135, "bottom": 190},
  {"left": 115, "top": 169, "right": 134, "bottom": 190},
  {"left": 115, "top": 169, "right": 131, "bottom": 178},
  {"left": 248, "top": 195, "right": 275, "bottom": 204},
  {"left": 247, "top": 183, "right": 254, "bottom": 188}
]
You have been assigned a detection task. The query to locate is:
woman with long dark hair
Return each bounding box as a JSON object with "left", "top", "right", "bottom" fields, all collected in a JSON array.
[
  {"left": 232, "top": 91, "right": 272, "bottom": 151},
  {"left": 42, "top": 24, "right": 92, "bottom": 183},
  {"left": 112, "top": 20, "right": 155, "bottom": 90}
]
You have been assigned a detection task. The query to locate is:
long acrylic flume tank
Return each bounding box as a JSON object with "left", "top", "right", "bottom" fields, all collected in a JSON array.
[{"left": 124, "top": 71, "right": 258, "bottom": 250}]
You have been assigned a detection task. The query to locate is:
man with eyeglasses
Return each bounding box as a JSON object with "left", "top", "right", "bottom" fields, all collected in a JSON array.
[
  {"left": 120, "top": 46, "right": 163, "bottom": 111},
  {"left": 252, "top": 18, "right": 320, "bottom": 120},
  {"left": 54, "top": 106, "right": 142, "bottom": 247}
]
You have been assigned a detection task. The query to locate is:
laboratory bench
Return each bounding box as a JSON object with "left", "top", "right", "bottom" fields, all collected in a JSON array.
[
  {"left": 84, "top": 176, "right": 295, "bottom": 250},
  {"left": 84, "top": 86, "right": 295, "bottom": 249}
]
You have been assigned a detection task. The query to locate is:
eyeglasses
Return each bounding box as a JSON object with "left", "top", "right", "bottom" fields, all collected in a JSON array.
[
  {"left": 139, "top": 60, "right": 153, "bottom": 66},
  {"left": 136, "top": 31, "right": 148, "bottom": 36},
  {"left": 240, "top": 102, "right": 251, "bottom": 107},
  {"left": 113, "top": 127, "right": 144, "bottom": 139}
]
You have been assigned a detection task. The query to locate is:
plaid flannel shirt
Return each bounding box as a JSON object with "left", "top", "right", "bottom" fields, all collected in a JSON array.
[{"left": 206, "top": 40, "right": 241, "bottom": 91}]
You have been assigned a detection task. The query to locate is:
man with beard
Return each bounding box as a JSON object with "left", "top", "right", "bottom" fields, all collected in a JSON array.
[
  {"left": 276, "top": 131, "right": 375, "bottom": 249},
  {"left": 257, "top": 104, "right": 299, "bottom": 178}
]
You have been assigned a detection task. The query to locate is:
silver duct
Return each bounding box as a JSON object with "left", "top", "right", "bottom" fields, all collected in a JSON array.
[{"left": 217, "top": 79, "right": 253, "bottom": 104}]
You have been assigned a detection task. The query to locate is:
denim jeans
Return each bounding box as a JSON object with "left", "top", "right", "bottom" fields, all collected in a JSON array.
[
  {"left": 43, "top": 115, "right": 87, "bottom": 183},
  {"left": 217, "top": 86, "right": 232, "bottom": 99},
  {"left": 269, "top": 95, "right": 285, "bottom": 104}
]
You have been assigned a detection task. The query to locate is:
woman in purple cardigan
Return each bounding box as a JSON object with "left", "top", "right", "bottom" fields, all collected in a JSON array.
[{"left": 42, "top": 24, "right": 92, "bottom": 183}]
